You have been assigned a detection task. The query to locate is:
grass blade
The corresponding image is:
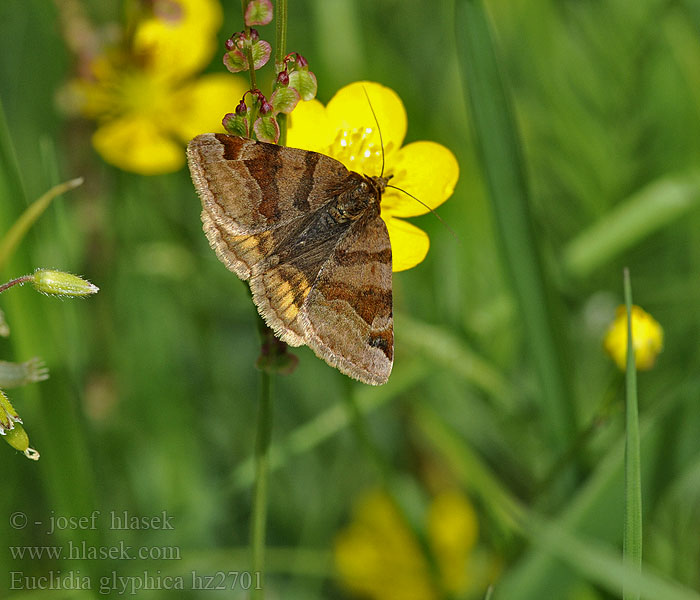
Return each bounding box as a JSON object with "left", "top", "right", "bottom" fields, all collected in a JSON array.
[
  {"left": 564, "top": 173, "right": 700, "bottom": 279},
  {"left": 0, "top": 176, "right": 84, "bottom": 271},
  {"left": 454, "top": 0, "right": 575, "bottom": 453},
  {"left": 623, "top": 268, "right": 643, "bottom": 599}
]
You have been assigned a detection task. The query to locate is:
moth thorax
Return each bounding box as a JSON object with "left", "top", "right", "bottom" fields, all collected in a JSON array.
[{"left": 333, "top": 177, "right": 381, "bottom": 222}]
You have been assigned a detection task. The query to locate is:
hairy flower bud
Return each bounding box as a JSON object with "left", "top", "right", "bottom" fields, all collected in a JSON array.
[
  {"left": 0, "top": 389, "right": 21, "bottom": 434},
  {"left": 31, "top": 269, "right": 99, "bottom": 297}
]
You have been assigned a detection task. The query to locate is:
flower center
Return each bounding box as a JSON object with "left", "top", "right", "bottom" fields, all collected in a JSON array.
[{"left": 329, "top": 127, "right": 391, "bottom": 177}]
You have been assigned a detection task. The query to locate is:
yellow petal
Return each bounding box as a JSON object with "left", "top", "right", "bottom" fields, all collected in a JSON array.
[
  {"left": 334, "top": 491, "right": 435, "bottom": 600},
  {"left": 427, "top": 491, "right": 478, "bottom": 594},
  {"left": 134, "top": 0, "right": 222, "bottom": 80},
  {"left": 382, "top": 141, "right": 459, "bottom": 218},
  {"left": 169, "top": 74, "right": 249, "bottom": 141},
  {"left": 286, "top": 99, "right": 333, "bottom": 153},
  {"left": 384, "top": 217, "right": 430, "bottom": 272},
  {"left": 319, "top": 81, "right": 406, "bottom": 175},
  {"left": 326, "top": 81, "right": 406, "bottom": 153},
  {"left": 92, "top": 116, "right": 184, "bottom": 175}
]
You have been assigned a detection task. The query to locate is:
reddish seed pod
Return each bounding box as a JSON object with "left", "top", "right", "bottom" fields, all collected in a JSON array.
[
  {"left": 235, "top": 99, "right": 248, "bottom": 115},
  {"left": 277, "top": 70, "right": 290, "bottom": 86}
]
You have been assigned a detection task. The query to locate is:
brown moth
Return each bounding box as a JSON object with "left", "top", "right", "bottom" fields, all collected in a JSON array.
[{"left": 187, "top": 134, "right": 393, "bottom": 385}]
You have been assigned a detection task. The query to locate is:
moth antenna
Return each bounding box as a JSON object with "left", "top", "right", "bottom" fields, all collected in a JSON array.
[
  {"left": 386, "top": 184, "right": 461, "bottom": 243},
  {"left": 362, "top": 86, "right": 385, "bottom": 178}
]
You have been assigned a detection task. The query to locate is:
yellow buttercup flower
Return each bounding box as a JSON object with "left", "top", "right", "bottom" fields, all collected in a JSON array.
[
  {"left": 68, "top": 0, "right": 247, "bottom": 175},
  {"left": 334, "top": 489, "right": 479, "bottom": 599},
  {"left": 286, "top": 82, "right": 459, "bottom": 271},
  {"left": 603, "top": 305, "right": 663, "bottom": 371}
]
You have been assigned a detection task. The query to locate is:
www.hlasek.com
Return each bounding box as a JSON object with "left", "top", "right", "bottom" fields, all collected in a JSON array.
[
  {"left": 10, "top": 570, "right": 263, "bottom": 595},
  {"left": 9, "top": 540, "right": 180, "bottom": 561}
]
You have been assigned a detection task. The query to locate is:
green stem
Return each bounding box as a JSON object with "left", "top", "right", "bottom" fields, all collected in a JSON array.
[
  {"left": 241, "top": 0, "right": 258, "bottom": 90},
  {"left": 275, "top": 0, "right": 287, "bottom": 69},
  {"left": 275, "top": 0, "right": 288, "bottom": 145},
  {"left": 623, "top": 268, "right": 642, "bottom": 600},
  {"left": 251, "top": 363, "right": 272, "bottom": 599}
]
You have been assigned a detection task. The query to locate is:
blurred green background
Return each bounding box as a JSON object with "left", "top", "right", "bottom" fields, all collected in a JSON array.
[{"left": 2, "top": 0, "right": 700, "bottom": 598}]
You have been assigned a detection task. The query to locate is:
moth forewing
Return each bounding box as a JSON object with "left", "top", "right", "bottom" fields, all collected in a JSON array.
[{"left": 187, "top": 133, "right": 394, "bottom": 385}]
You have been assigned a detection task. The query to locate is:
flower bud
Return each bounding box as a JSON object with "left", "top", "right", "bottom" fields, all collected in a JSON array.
[
  {"left": 31, "top": 269, "right": 99, "bottom": 297},
  {"left": 4, "top": 422, "right": 28, "bottom": 452},
  {"left": 296, "top": 54, "right": 308, "bottom": 69},
  {"left": 604, "top": 305, "right": 663, "bottom": 371},
  {"left": 235, "top": 99, "right": 248, "bottom": 115},
  {"left": 3, "top": 423, "right": 40, "bottom": 460}
]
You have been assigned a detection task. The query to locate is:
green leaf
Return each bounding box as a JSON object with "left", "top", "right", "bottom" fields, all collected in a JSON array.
[
  {"left": 271, "top": 86, "right": 300, "bottom": 114},
  {"left": 223, "top": 50, "right": 248, "bottom": 73},
  {"left": 288, "top": 70, "right": 318, "bottom": 102},
  {"left": 251, "top": 40, "right": 272, "bottom": 70},
  {"left": 222, "top": 112, "right": 249, "bottom": 137},
  {"left": 254, "top": 115, "right": 280, "bottom": 143},
  {"left": 245, "top": 0, "right": 274, "bottom": 26}
]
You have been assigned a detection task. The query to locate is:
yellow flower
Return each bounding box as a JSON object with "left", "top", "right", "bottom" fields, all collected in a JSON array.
[
  {"left": 603, "top": 305, "right": 663, "bottom": 371},
  {"left": 286, "top": 82, "right": 459, "bottom": 272},
  {"left": 68, "top": 0, "right": 247, "bottom": 175},
  {"left": 334, "top": 489, "right": 479, "bottom": 599}
]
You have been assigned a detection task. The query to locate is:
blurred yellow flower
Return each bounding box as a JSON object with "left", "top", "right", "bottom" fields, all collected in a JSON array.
[
  {"left": 68, "top": 0, "right": 247, "bottom": 175},
  {"left": 334, "top": 489, "right": 479, "bottom": 599},
  {"left": 287, "top": 82, "right": 459, "bottom": 272},
  {"left": 603, "top": 305, "right": 663, "bottom": 371}
]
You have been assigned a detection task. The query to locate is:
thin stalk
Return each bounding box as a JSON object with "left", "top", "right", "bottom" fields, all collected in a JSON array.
[
  {"left": 0, "top": 275, "right": 32, "bottom": 295},
  {"left": 623, "top": 267, "right": 642, "bottom": 600},
  {"left": 251, "top": 365, "right": 273, "bottom": 598},
  {"left": 275, "top": 0, "right": 288, "bottom": 145}
]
